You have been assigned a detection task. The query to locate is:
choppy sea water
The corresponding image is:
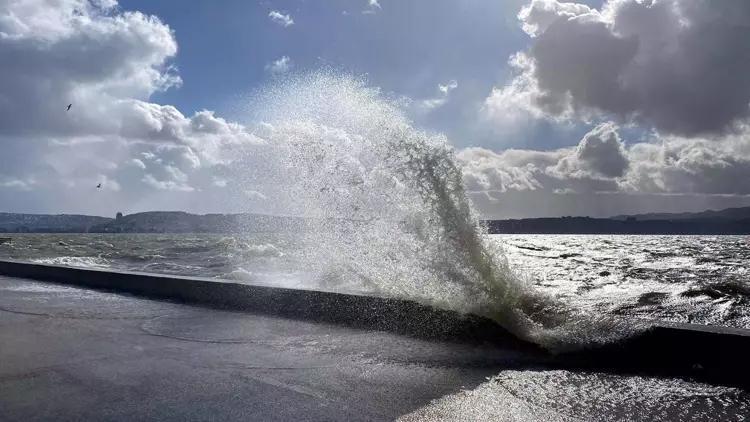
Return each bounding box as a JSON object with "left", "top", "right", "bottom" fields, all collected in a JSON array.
[
  {"left": 498, "top": 234, "right": 750, "bottom": 329},
  {"left": 1, "top": 233, "right": 748, "bottom": 330},
  {"left": 0, "top": 233, "right": 312, "bottom": 289}
]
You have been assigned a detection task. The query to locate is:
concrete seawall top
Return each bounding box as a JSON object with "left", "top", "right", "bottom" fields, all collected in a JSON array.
[
  {"left": 0, "top": 259, "right": 522, "bottom": 347},
  {"left": 1, "top": 259, "right": 749, "bottom": 389}
]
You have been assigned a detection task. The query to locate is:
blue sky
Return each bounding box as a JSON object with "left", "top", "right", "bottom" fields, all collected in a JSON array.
[
  {"left": 114, "top": 0, "right": 619, "bottom": 159},
  {"left": 120, "top": 0, "right": 545, "bottom": 148},
  {"left": 1, "top": 0, "right": 750, "bottom": 218}
]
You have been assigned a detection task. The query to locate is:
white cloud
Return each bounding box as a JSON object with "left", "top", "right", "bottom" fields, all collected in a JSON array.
[
  {"left": 551, "top": 122, "right": 628, "bottom": 179},
  {"left": 0, "top": 178, "right": 35, "bottom": 191},
  {"left": 244, "top": 190, "right": 267, "bottom": 201},
  {"left": 0, "top": 0, "right": 266, "bottom": 212},
  {"left": 418, "top": 79, "right": 458, "bottom": 111},
  {"left": 484, "top": 52, "right": 575, "bottom": 127},
  {"left": 518, "top": 0, "right": 594, "bottom": 37},
  {"left": 164, "top": 165, "right": 188, "bottom": 183},
  {"left": 129, "top": 159, "right": 147, "bottom": 169},
  {"left": 265, "top": 56, "right": 293, "bottom": 75},
  {"left": 0, "top": 3, "right": 181, "bottom": 138},
  {"left": 490, "top": 0, "right": 750, "bottom": 136},
  {"left": 623, "top": 135, "right": 750, "bottom": 196},
  {"left": 459, "top": 147, "right": 549, "bottom": 193},
  {"left": 268, "top": 10, "right": 294, "bottom": 27},
  {"left": 142, "top": 174, "right": 194, "bottom": 192},
  {"left": 363, "top": 0, "right": 382, "bottom": 14},
  {"left": 459, "top": 123, "right": 750, "bottom": 198},
  {"left": 438, "top": 80, "right": 458, "bottom": 95}
]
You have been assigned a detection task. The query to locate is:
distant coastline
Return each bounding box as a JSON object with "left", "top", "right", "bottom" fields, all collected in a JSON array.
[
  {"left": 485, "top": 216, "right": 750, "bottom": 235},
  {"left": 0, "top": 211, "right": 304, "bottom": 234},
  {"left": 1, "top": 206, "right": 749, "bottom": 235},
  {"left": 486, "top": 206, "right": 750, "bottom": 235}
]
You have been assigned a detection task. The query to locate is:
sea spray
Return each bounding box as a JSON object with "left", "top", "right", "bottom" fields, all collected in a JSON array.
[{"left": 234, "top": 71, "right": 643, "bottom": 350}]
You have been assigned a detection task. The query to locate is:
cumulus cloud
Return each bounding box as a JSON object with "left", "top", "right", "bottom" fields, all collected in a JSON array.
[
  {"left": 0, "top": 0, "right": 264, "bottom": 213},
  {"left": 624, "top": 134, "right": 750, "bottom": 195},
  {"left": 142, "top": 174, "right": 194, "bottom": 192},
  {"left": 484, "top": 52, "right": 573, "bottom": 127},
  {"left": 265, "top": 56, "right": 293, "bottom": 75},
  {"left": 491, "top": 0, "right": 750, "bottom": 136},
  {"left": 244, "top": 190, "right": 267, "bottom": 201},
  {"left": 459, "top": 122, "right": 750, "bottom": 199},
  {"left": 129, "top": 159, "right": 146, "bottom": 169},
  {"left": 518, "top": 0, "right": 593, "bottom": 37},
  {"left": 551, "top": 122, "right": 628, "bottom": 179},
  {"left": 363, "top": 0, "right": 381, "bottom": 14},
  {"left": 438, "top": 80, "right": 457, "bottom": 95},
  {"left": 0, "top": 1, "right": 180, "bottom": 138},
  {"left": 268, "top": 10, "right": 294, "bottom": 27},
  {"left": 458, "top": 147, "right": 551, "bottom": 193},
  {"left": 417, "top": 80, "right": 458, "bottom": 112},
  {"left": 0, "top": 177, "right": 35, "bottom": 191}
]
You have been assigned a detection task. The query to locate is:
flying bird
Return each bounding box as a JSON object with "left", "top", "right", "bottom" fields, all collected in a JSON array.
[
  {"left": 96, "top": 183, "right": 102, "bottom": 189},
  {"left": 66, "top": 104, "right": 72, "bottom": 111}
]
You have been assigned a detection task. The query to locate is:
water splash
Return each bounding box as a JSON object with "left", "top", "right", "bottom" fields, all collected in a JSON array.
[{"left": 235, "top": 71, "right": 642, "bottom": 350}]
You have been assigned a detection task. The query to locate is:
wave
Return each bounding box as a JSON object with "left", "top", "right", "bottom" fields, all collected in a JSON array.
[
  {"left": 234, "top": 71, "right": 643, "bottom": 350},
  {"left": 224, "top": 267, "right": 255, "bottom": 281},
  {"left": 31, "top": 256, "right": 111, "bottom": 269},
  {"left": 681, "top": 281, "right": 750, "bottom": 300}
]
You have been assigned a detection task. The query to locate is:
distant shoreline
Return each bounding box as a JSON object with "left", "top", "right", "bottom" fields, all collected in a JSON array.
[
  {"left": 1, "top": 207, "right": 749, "bottom": 235},
  {"left": 485, "top": 217, "right": 750, "bottom": 235}
]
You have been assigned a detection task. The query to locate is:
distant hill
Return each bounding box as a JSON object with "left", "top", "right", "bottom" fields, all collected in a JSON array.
[
  {"left": 0, "top": 211, "right": 304, "bottom": 233},
  {"left": 0, "top": 213, "right": 111, "bottom": 233},
  {"left": 90, "top": 212, "right": 304, "bottom": 233},
  {"left": 3, "top": 206, "right": 750, "bottom": 234},
  {"left": 486, "top": 216, "right": 750, "bottom": 235},
  {"left": 611, "top": 206, "right": 750, "bottom": 221},
  {"left": 487, "top": 206, "right": 750, "bottom": 234}
]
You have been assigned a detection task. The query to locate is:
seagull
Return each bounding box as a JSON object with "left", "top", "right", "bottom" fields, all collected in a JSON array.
[
  {"left": 66, "top": 104, "right": 72, "bottom": 111},
  {"left": 96, "top": 183, "right": 102, "bottom": 189}
]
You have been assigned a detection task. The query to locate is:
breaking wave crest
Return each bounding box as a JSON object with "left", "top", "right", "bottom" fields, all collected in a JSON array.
[
  {"left": 32, "top": 256, "right": 111, "bottom": 269},
  {"left": 236, "top": 71, "right": 643, "bottom": 350}
]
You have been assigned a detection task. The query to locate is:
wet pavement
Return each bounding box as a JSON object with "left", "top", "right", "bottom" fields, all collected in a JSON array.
[
  {"left": 4, "top": 274, "right": 750, "bottom": 421},
  {"left": 0, "top": 275, "right": 533, "bottom": 421}
]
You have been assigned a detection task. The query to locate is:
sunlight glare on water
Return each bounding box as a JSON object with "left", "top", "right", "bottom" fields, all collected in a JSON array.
[{"left": 399, "top": 369, "right": 750, "bottom": 422}]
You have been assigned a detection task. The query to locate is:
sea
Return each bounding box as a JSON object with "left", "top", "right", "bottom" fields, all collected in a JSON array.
[{"left": 1, "top": 233, "right": 748, "bottom": 332}]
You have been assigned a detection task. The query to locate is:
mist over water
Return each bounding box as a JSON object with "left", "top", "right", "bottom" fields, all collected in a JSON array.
[{"left": 231, "top": 71, "right": 641, "bottom": 350}]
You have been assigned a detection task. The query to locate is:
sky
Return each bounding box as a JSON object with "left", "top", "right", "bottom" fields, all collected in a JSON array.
[{"left": 1, "top": 0, "right": 750, "bottom": 218}]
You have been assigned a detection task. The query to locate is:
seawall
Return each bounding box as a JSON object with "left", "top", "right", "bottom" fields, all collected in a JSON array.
[
  {"left": 1, "top": 259, "right": 748, "bottom": 389},
  {"left": 0, "top": 259, "right": 519, "bottom": 347}
]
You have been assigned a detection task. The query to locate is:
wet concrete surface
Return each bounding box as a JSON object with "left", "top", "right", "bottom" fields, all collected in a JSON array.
[{"left": 0, "top": 275, "right": 538, "bottom": 421}]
